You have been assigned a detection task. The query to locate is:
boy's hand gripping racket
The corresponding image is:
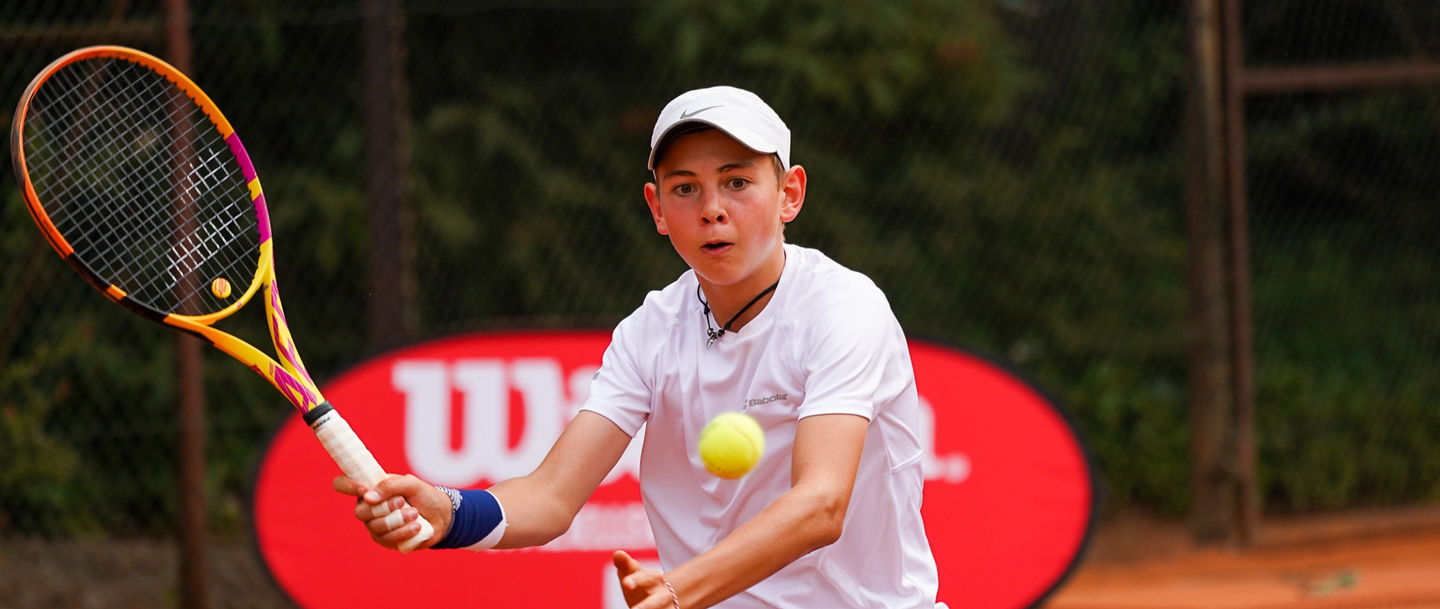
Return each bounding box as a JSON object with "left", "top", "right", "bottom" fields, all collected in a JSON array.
[{"left": 10, "top": 46, "right": 434, "bottom": 551}]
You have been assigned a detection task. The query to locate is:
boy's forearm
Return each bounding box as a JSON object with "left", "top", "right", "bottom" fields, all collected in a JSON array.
[
  {"left": 486, "top": 476, "right": 578, "bottom": 548},
  {"left": 485, "top": 411, "right": 634, "bottom": 549},
  {"left": 664, "top": 483, "right": 848, "bottom": 609}
]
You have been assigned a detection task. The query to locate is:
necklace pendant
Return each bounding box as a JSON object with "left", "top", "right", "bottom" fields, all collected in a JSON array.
[{"left": 705, "top": 328, "right": 722, "bottom": 349}]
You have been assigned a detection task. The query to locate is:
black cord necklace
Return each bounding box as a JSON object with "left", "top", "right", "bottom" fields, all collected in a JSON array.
[{"left": 697, "top": 279, "right": 780, "bottom": 349}]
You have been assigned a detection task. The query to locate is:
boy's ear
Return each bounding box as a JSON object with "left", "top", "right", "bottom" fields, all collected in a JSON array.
[
  {"left": 644, "top": 182, "right": 669, "bottom": 235},
  {"left": 780, "top": 165, "right": 806, "bottom": 223}
]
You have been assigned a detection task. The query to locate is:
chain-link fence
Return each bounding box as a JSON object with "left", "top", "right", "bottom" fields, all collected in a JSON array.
[
  {"left": 2, "top": 1, "right": 1439, "bottom": 607},
  {"left": 1239, "top": 1, "right": 1440, "bottom": 517}
]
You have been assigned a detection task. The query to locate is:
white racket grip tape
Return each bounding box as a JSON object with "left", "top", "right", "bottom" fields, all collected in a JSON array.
[{"left": 309, "top": 408, "right": 435, "bottom": 553}]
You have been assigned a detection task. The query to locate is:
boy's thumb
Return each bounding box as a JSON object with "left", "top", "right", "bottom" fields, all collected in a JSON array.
[{"left": 612, "top": 549, "right": 638, "bottom": 573}]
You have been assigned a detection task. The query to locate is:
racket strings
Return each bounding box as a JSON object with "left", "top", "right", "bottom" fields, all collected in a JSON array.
[
  {"left": 23, "top": 57, "right": 260, "bottom": 317},
  {"left": 41, "top": 101, "right": 241, "bottom": 312},
  {"left": 80, "top": 145, "right": 249, "bottom": 298},
  {"left": 40, "top": 62, "right": 240, "bottom": 271}
]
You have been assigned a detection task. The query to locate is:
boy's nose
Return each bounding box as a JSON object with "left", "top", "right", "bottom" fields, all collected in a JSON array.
[{"left": 700, "top": 193, "right": 727, "bottom": 224}]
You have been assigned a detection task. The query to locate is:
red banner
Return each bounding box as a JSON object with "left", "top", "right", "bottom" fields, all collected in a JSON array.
[{"left": 252, "top": 330, "right": 1094, "bottom": 608}]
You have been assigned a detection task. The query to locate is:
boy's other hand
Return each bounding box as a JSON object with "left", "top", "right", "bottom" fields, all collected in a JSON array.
[{"left": 613, "top": 550, "right": 679, "bottom": 609}]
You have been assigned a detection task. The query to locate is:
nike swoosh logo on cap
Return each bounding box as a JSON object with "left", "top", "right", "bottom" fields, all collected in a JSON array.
[{"left": 681, "top": 105, "right": 723, "bottom": 118}]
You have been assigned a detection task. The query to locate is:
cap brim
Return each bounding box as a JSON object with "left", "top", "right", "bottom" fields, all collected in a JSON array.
[{"left": 647, "top": 119, "right": 782, "bottom": 170}]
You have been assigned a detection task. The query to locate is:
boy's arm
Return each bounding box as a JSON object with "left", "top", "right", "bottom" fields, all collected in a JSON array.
[
  {"left": 335, "top": 410, "right": 632, "bottom": 550},
  {"left": 618, "top": 413, "right": 867, "bottom": 609},
  {"left": 488, "top": 411, "right": 633, "bottom": 548}
]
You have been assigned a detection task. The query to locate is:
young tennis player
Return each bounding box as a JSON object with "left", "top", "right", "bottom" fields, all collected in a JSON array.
[{"left": 334, "top": 85, "right": 945, "bottom": 609}]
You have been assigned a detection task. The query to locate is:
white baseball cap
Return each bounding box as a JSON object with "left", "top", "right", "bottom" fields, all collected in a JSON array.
[{"left": 648, "top": 85, "right": 791, "bottom": 170}]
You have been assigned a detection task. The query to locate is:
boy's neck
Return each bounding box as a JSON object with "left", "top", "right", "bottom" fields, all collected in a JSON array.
[{"left": 698, "top": 248, "right": 787, "bottom": 335}]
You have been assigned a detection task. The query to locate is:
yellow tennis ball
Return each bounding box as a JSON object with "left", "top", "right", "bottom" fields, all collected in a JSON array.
[
  {"left": 211, "top": 277, "right": 231, "bottom": 299},
  {"left": 698, "top": 412, "right": 765, "bottom": 479}
]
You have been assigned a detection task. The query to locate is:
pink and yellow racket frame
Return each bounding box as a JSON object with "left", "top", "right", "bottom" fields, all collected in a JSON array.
[
  {"left": 13, "top": 46, "right": 433, "bottom": 550},
  {"left": 13, "top": 46, "right": 323, "bottom": 416}
]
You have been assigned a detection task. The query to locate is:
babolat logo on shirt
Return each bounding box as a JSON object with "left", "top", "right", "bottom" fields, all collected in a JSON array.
[{"left": 742, "top": 393, "right": 789, "bottom": 409}]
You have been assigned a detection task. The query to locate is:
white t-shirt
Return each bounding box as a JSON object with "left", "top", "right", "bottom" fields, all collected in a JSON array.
[{"left": 582, "top": 244, "right": 943, "bottom": 609}]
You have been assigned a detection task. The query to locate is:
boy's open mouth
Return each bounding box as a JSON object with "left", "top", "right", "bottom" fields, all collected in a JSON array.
[{"left": 702, "top": 241, "right": 732, "bottom": 252}]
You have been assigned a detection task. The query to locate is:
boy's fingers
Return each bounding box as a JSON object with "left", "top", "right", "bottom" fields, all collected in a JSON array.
[
  {"left": 373, "top": 474, "right": 421, "bottom": 498},
  {"left": 353, "top": 475, "right": 418, "bottom": 508},
  {"left": 364, "top": 506, "right": 418, "bottom": 535},
  {"left": 331, "top": 475, "right": 366, "bottom": 497},
  {"left": 378, "top": 519, "right": 426, "bottom": 547},
  {"left": 353, "top": 494, "right": 402, "bottom": 521}
]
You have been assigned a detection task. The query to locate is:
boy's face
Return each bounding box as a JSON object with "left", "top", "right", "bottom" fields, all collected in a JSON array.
[{"left": 645, "top": 129, "right": 805, "bottom": 293}]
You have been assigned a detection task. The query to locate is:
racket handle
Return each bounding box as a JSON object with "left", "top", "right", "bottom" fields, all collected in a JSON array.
[{"left": 308, "top": 405, "right": 435, "bottom": 553}]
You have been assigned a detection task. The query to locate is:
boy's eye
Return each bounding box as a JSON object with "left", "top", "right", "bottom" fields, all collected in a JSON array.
[
  {"left": 673, "top": 183, "right": 696, "bottom": 196},
  {"left": 726, "top": 177, "right": 749, "bottom": 189}
]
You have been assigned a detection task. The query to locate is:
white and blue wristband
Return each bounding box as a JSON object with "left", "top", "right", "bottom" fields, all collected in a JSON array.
[{"left": 430, "top": 486, "right": 507, "bottom": 550}]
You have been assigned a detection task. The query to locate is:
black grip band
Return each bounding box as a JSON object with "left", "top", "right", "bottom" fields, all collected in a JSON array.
[{"left": 302, "top": 401, "right": 334, "bottom": 426}]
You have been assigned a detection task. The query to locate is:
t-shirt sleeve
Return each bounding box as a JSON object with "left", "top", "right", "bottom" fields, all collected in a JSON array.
[
  {"left": 579, "top": 315, "right": 653, "bottom": 437},
  {"left": 797, "top": 284, "right": 912, "bottom": 421}
]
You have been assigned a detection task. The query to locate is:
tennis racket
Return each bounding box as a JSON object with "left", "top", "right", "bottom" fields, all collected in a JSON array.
[{"left": 10, "top": 46, "right": 434, "bottom": 551}]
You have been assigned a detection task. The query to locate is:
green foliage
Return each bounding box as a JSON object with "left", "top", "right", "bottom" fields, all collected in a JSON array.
[
  {"left": 1253, "top": 239, "right": 1440, "bottom": 513},
  {"left": 0, "top": 333, "right": 87, "bottom": 534},
  {"left": 638, "top": 0, "right": 1030, "bottom": 122},
  {"left": 1242, "top": 38, "right": 1440, "bottom": 510},
  {"left": 0, "top": 301, "right": 178, "bottom": 534},
  {"left": 1070, "top": 361, "right": 1189, "bottom": 516}
]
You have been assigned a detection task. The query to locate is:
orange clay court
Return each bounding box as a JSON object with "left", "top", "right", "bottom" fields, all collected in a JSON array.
[{"left": 1046, "top": 507, "right": 1440, "bottom": 609}]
